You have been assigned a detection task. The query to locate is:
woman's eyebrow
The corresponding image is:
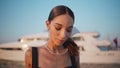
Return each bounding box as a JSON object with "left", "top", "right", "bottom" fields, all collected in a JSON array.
[
  {"left": 68, "top": 26, "right": 73, "bottom": 28},
  {"left": 55, "top": 23, "right": 62, "bottom": 26},
  {"left": 55, "top": 23, "right": 73, "bottom": 28}
]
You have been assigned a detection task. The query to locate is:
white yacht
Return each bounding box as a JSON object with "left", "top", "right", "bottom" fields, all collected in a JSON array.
[{"left": 0, "top": 31, "right": 120, "bottom": 64}]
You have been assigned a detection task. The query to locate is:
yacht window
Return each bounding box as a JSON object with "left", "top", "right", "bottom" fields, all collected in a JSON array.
[
  {"left": 72, "top": 36, "right": 84, "bottom": 41},
  {"left": 27, "top": 38, "right": 34, "bottom": 41},
  {"left": 0, "top": 48, "right": 22, "bottom": 50},
  {"left": 97, "top": 46, "right": 108, "bottom": 51}
]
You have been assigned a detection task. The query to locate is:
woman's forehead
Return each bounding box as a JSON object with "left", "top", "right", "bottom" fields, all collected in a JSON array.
[{"left": 51, "top": 14, "right": 74, "bottom": 27}]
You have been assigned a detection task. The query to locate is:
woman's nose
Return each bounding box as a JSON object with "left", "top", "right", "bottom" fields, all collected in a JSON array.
[{"left": 60, "top": 30, "right": 67, "bottom": 39}]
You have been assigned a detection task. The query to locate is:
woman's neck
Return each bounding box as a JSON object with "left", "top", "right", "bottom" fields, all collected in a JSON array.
[{"left": 46, "top": 39, "right": 64, "bottom": 54}]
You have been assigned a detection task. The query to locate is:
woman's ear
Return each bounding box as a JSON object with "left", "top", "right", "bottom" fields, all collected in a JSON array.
[{"left": 46, "top": 20, "right": 50, "bottom": 30}]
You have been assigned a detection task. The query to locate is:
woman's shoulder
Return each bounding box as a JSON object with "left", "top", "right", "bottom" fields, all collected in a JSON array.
[
  {"left": 25, "top": 47, "right": 32, "bottom": 57},
  {"left": 37, "top": 44, "right": 46, "bottom": 49},
  {"left": 25, "top": 44, "right": 46, "bottom": 56}
]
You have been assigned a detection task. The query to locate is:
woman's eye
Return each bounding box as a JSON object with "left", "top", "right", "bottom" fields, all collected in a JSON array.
[
  {"left": 67, "top": 29, "right": 72, "bottom": 32},
  {"left": 55, "top": 27, "right": 61, "bottom": 30}
]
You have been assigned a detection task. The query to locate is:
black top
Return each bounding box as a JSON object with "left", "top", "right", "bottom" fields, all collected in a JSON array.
[{"left": 32, "top": 47, "right": 77, "bottom": 68}]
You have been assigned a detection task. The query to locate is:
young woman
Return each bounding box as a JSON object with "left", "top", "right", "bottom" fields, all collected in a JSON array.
[{"left": 25, "top": 5, "right": 80, "bottom": 68}]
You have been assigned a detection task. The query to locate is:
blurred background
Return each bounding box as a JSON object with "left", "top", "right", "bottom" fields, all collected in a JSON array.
[
  {"left": 0, "top": 0, "right": 120, "bottom": 68},
  {"left": 0, "top": 0, "right": 120, "bottom": 44}
]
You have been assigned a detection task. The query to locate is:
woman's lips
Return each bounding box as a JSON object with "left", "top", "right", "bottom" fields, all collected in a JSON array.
[{"left": 57, "top": 39, "right": 65, "bottom": 43}]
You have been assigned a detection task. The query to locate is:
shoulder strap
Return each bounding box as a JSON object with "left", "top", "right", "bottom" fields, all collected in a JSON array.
[
  {"left": 70, "top": 56, "right": 77, "bottom": 68},
  {"left": 32, "top": 47, "right": 38, "bottom": 68}
]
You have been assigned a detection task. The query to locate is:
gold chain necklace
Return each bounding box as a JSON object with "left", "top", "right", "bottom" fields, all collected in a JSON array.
[{"left": 44, "top": 45, "right": 68, "bottom": 55}]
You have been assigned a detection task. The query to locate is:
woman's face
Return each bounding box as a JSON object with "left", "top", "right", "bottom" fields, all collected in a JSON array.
[{"left": 46, "top": 14, "right": 74, "bottom": 46}]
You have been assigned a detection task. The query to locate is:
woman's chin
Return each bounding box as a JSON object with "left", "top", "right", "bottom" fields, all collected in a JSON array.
[
  {"left": 55, "top": 43, "right": 62, "bottom": 46},
  {"left": 55, "top": 42, "right": 64, "bottom": 47},
  {"left": 54, "top": 42, "right": 61, "bottom": 46}
]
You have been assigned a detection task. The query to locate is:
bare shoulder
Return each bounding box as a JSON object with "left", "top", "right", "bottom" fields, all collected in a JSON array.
[
  {"left": 25, "top": 47, "right": 32, "bottom": 56},
  {"left": 25, "top": 47, "right": 32, "bottom": 68},
  {"left": 37, "top": 45, "right": 46, "bottom": 50},
  {"left": 25, "top": 46, "right": 44, "bottom": 56}
]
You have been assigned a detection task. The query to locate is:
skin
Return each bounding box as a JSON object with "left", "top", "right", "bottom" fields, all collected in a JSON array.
[
  {"left": 46, "top": 14, "right": 73, "bottom": 54},
  {"left": 25, "top": 14, "right": 79, "bottom": 68}
]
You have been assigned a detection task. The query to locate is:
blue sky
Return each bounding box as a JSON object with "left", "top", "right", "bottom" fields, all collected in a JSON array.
[{"left": 0, "top": 0, "right": 120, "bottom": 43}]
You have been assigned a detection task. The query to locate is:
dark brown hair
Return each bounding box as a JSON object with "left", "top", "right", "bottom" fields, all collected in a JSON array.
[
  {"left": 48, "top": 5, "right": 79, "bottom": 56},
  {"left": 48, "top": 5, "right": 74, "bottom": 22}
]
